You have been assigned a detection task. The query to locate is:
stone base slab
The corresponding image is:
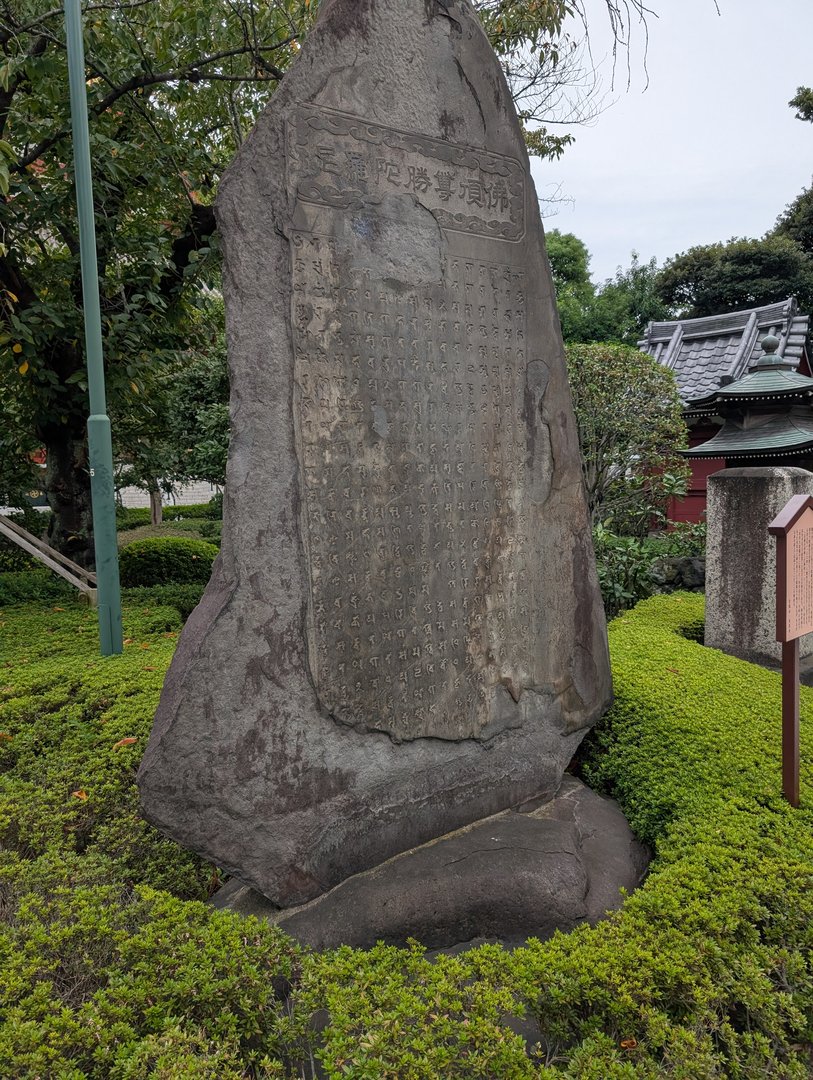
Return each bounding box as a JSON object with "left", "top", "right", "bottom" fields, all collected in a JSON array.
[{"left": 211, "top": 776, "right": 649, "bottom": 952}]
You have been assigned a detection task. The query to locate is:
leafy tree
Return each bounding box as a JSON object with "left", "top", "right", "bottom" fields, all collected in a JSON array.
[
  {"left": 115, "top": 329, "right": 229, "bottom": 511},
  {"left": 565, "top": 342, "right": 688, "bottom": 534},
  {"left": 584, "top": 252, "right": 672, "bottom": 345},
  {"left": 547, "top": 236, "right": 671, "bottom": 345},
  {"left": 773, "top": 89, "right": 813, "bottom": 256},
  {"left": 0, "top": 0, "right": 315, "bottom": 562},
  {"left": 546, "top": 228, "right": 595, "bottom": 339},
  {"left": 654, "top": 236, "right": 813, "bottom": 318},
  {"left": 775, "top": 184, "right": 813, "bottom": 256},
  {"left": 790, "top": 85, "right": 813, "bottom": 124},
  {"left": 0, "top": 0, "right": 655, "bottom": 564}
]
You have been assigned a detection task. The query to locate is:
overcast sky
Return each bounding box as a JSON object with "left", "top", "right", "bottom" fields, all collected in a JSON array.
[{"left": 530, "top": 0, "right": 813, "bottom": 284}]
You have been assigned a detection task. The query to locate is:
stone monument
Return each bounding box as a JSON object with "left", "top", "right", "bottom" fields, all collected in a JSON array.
[
  {"left": 706, "top": 467, "right": 813, "bottom": 665},
  {"left": 138, "top": 0, "right": 612, "bottom": 909}
]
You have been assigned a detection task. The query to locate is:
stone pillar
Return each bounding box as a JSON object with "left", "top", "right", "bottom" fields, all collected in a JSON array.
[{"left": 706, "top": 467, "right": 813, "bottom": 663}]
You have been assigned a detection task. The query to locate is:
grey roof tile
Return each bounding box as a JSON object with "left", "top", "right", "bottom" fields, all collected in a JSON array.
[{"left": 639, "top": 298, "right": 811, "bottom": 402}]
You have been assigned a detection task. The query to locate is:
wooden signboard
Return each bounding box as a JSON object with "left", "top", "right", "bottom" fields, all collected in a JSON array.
[{"left": 768, "top": 494, "right": 813, "bottom": 807}]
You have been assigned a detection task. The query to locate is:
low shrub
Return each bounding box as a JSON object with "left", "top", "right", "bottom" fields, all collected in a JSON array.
[
  {"left": 0, "top": 508, "right": 51, "bottom": 572},
  {"left": 0, "top": 866, "right": 302, "bottom": 1078},
  {"left": 116, "top": 506, "right": 153, "bottom": 531},
  {"left": 118, "top": 521, "right": 223, "bottom": 551},
  {"left": 1, "top": 593, "right": 812, "bottom": 1077},
  {"left": 645, "top": 519, "right": 707, "bottom": 559},
  {"left": 0, "top": 570, "right": 75, "bottom": 606},
  {"left": 0, "top": 602, "right": 207, "bottom": 893},
  {"left": 118, "top": 537, "right": 218, "bottom": 587},
  {"left": 592, "top": 525, "right": 656, "bottom": 619},
  {"left": 196, "top": 519, "right": 222, "bottom": 543},
  {"left": 116, "top": 498, "right": 222, "bottom": 533},
  {"left": 122, "top": 583, "right": 206, "bottom": 621},
  {"left": 594, "top": 521, "right": 708, "bottom": 619},
  {"left": 163, "top": 501, "right": 221, "bottom": 522}
]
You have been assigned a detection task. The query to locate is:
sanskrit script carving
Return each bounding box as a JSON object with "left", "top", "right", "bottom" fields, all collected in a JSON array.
[{"left": 292, "top": 235, "right": 532, "bottom": 741}]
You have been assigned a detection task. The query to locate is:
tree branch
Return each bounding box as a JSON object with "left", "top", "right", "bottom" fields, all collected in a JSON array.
[
  {"left": 15, "top": 39, "right": 296, "bottom": 171},
  {"left": 0, "top": 0, "right": 156, "bottom": 45},
  {"left": 0, "top": 252, "right": 39, "bottom": 310}
]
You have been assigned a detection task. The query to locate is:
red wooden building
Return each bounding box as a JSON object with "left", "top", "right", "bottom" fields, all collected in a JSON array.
[{"left": 639, "top": 298, "right": 812, "bottom": 523}]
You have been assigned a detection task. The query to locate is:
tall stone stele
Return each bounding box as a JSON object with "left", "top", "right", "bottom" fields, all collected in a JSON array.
[{"left": 138, "top": 0, "right": 611, "bottom": 908}]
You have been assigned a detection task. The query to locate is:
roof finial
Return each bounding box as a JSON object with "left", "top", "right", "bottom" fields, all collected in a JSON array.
[
  {"left": 761, "top": 334, "right": 780, "bottom": 355},
  {"left": 753, "top": 333, "right": 786, "bottom": 369}
]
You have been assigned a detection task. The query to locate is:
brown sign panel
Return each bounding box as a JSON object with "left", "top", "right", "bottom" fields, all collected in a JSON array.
[{"left": 769, "top": 495, "right": 813, "bottom": 642}]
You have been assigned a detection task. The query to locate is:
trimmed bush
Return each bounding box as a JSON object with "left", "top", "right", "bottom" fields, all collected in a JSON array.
[
  {"left": 0, "top": 570, "right": 75, "bottom": 606},
  {"left": 116, "top": 506, "right": 153, "bottom": 531},
  {"left": 1, "top": 593, "right": 813, "bottom": 1077},
  {"left": 164, "top": 500, "right": 222, "bottom": 522},
  {"left": 116, "top": 498, "right": 223, "bottom": 533},
  {"left": 122, "top": 583, "right": 206, "bottom": 621},
  {"left": 118, "top": 536, "right": 218, "bottom": 587}
]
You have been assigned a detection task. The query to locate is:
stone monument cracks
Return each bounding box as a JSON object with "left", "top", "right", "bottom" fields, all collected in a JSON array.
[{"left": 138, "top": 0, "right": 612, "bottom": 908}]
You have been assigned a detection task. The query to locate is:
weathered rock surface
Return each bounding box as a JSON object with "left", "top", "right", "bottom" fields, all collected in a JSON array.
[
  {"left": 138, "top": 0, "right": 611, "bottom": 907},
  {"left": 650, "top": 556, "right": 706, "bottom": 591},
  {"left": 211, "top": 776, "right": 649, "bottom": 951}
]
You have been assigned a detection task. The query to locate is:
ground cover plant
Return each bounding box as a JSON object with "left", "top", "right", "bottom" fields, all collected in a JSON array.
[{"left": 0, "top": 593, "right": 812, "bottom": 1077}]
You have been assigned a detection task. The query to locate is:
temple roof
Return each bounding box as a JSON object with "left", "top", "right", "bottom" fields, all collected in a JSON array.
[
  {"left": 684, "top": 411, "right": 813, "bottom": 458},
  {"left": 639, "top": 298, "right": 810, "bottom": 403},
  {"left": 684, "top": 333, "right": 813, "bottom": 411}
]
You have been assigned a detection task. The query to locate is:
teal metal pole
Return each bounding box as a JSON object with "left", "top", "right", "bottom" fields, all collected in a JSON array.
[{"left": 64, "top": 0, "right": 123, "bottom": 655}]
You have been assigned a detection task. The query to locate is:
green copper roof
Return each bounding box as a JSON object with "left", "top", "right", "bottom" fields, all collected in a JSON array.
[
  {"left": 711, "top": 368, "right": 813, "bottom": 398},
  {"left": 684, "top": 413, "right": 813, "bottom": 458},
  {"left": 687, "top": 334, "right": 813, "bottom": 408}
]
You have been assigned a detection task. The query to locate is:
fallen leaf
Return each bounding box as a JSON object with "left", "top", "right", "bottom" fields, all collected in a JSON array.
[
  {"left": 666, "top": 667, "right": 681, "bottom": 675},
  {"left": 112, "top": 737, "right": 138, "bottom": 749},
  {"left": 72, "top": 789, "right": 88, "bottom": 801},
  {"left": 142, "top": 665, "right": 157, "bottom": 671},
  {"left": 0, "top": 732, "right": 12, "bottom": 741},
  {"left": 53, "top": 606, "right": 65, "bottom": 611},
  {"left": 620, "top": 1038, "right": 638, "bottom": 1050},
  {"left": 123, "top": 638, "right": 134, "bottom": 646},
  {"left": 140, "top": 643, "right": 151, "bottom": 650}
]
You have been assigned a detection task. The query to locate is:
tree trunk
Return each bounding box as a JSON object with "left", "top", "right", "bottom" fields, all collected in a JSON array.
[
  {"left": 149, "top": 484, "right": 163, "bottom": 526},
  {"left": 42, "top": 426, "right": 96, "bottom": 568}
]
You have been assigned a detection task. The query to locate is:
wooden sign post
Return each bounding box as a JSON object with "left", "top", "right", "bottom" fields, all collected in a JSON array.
[{"left": 768, "top": 494, "right": 813, "bottom": 807}]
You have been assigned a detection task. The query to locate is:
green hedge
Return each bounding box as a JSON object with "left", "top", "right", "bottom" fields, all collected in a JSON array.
[
  {"left": 118, "top": 536, "right": 219, "bottom": 587},
  {"left": 122, "top": 583, "right": 206, "bottom": 621},
  {"left": 0, "top": 570, "right": 75, "bottom": 606},
  {"left": 116, "top": 499, "right": 222, "bottom": 532},
  {"left": 0, "top": 594, "right": 812, "bottom": 1076},
  {"left": 0, "top": 578, "right": 206, "bottom": 620},
  {"left": 116, "top": 506, "right": 152, "bottom": 530}
]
